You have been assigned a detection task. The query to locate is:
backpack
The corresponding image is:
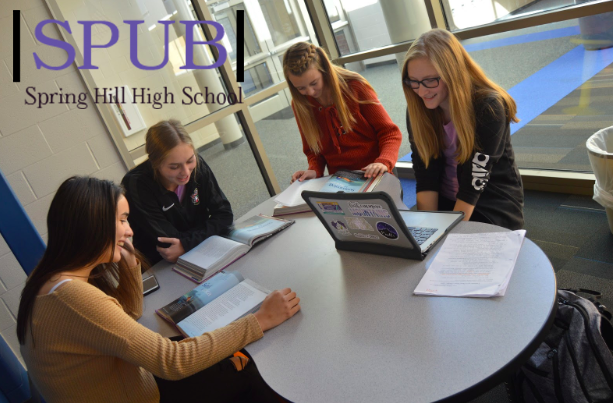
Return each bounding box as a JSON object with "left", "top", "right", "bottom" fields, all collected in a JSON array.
[{"left": 508, "top": 289, "right": 613, "bottom": 403}]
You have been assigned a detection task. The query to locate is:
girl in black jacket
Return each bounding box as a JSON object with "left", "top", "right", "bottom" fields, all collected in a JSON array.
[
  {"left": 122, "top": 120, "right": 233, "bottom": 265},
  {"left": 401, "top": 29, "right": 524, "bottom": 230}
]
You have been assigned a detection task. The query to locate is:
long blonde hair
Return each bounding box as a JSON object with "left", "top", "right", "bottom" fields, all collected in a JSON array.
[
  {"left": 283, "top": 42, "right": 376, "bottom": 154},
  {"left": 401, "top": 29, "right": 518, "bottom": 167}
]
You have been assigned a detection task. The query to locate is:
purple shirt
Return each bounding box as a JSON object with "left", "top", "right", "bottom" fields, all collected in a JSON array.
[
  {"left": 174, "top": 184, "right": 186, "bottom": 203},
  {"left": 440, "top": 121, "right": 459, "bottom": 201}
]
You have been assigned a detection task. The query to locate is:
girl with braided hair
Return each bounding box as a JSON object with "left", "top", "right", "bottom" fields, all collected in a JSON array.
[{"left": 283, "top": 42, "right": 402, "bottom": 182}]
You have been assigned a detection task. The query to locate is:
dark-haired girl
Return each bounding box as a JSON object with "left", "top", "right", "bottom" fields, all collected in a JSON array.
[{"left": 17, "top": 176, "right": 300, "bottom": 403}]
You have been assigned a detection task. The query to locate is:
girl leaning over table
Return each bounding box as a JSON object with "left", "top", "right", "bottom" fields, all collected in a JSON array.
[
  {"left": 402, "top": 29, "right": 524, "bottom": 230},
  {"left": 283, "top": 42, "right": 403, "bottom": 183},
  {"left": 17, "top": 176, "right": 300, "bottom": 403},
  {"left": 122, "top": 119, "right": 233, "bottom": 265}
]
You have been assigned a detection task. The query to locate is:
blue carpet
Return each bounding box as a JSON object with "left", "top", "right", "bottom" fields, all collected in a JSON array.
[
  {"left": 400, "top": 178, "right": 417, "bottom": 207},
  {"left": 509, "top": 44, "right": 613, "bottom": 134}
]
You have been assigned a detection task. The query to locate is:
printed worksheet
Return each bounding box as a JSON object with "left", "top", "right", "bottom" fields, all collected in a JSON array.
[{"left": 414, "top": 230, "right": 526, "bottom": 297}]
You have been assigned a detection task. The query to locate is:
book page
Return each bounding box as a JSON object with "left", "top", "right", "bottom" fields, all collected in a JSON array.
[
  {"left": 274, "top": 177, "right": 328, "bottom": 207},
  {"left": 228, "top": 215, "right": 293, "bottom": 246},
  {"left": 179, "top": 236, "right": 246, "bottom": 270},
  {"left": 157, "top": 272, "right": 243, "bottom": 324},
  {"left": 414, "top": 230, "right": 526, "bottom": 297},
  {"left": 177, "top": 280, "right": 269, "bottom": 338}
]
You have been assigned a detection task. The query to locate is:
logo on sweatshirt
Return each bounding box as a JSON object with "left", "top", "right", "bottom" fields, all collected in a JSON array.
[
  {"left": 471, "top": 153, "right": 490, "bottom": 191},
  {"left": 191, "top": 188, "right": 200, "bottom": 205}
]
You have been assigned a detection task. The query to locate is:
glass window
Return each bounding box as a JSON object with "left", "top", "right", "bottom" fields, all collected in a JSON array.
[
  {"left": 441, "top": 0, "right": 605, "bottom": 30},
  {"left": 251, "top": 89, "right": 305, "bottom": 191},
  {"left": 196, "top": 113, "right": 271, "bottom": 217},
  {"left": 209, "top": 0, "right": 314, "bottom": 99},
  {"left": 52, "top": 0, "right": 240, "bottom": 155},
  {"left": 322, "top": 0, "right": 430, "bottom": 60},
  {"left": 347, "top": 14, "right": 613, "bottom": 172},
  {"left": 462, "top": 15, "right": 613, "bottom": 172}
]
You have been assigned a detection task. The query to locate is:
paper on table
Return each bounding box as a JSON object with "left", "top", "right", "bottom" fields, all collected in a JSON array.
[
  {"left": 414, "top": 230, "right": 526, "bottom": 298},
  {"left": 273, "top": 177, "right": 328, "bottom": 207}
]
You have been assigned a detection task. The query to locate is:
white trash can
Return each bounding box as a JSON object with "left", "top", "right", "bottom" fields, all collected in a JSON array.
[{"left": 587, "top": 126, "right": 613, "bottom": 234}]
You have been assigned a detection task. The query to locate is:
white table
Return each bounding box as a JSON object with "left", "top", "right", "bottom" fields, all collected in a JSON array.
[{"left": 139, "top": 197, "right": 556, "bottom": 403}]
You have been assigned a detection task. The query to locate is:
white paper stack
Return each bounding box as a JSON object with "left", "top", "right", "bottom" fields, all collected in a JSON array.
[{"left": 414, "top": 230, "right": 526, "bottom": 298}]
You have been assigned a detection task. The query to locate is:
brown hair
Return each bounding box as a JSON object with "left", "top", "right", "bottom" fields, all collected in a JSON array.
[
  {"left": 145, "top": 119, "right": 197, "bottom": 181},
  {"left": 401, "top": 29, "right": 518, "bottom": 167},
  {"left": 283, "top": 42, "right": 377, "bottom": 154},
  {"left": 17, "top": 176, "right": 147, "bottom": 345}
]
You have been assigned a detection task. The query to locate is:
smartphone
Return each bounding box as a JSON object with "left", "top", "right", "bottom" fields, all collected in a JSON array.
[
  {"left": 143, "top": 273, "right": 160, "bottom": 295},
  {"left": 156, "top": 240, "right": 172, "bottom": 248}
]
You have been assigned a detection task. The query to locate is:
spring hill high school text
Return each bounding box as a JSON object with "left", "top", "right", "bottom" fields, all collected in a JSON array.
[{"left": 24, "top": 86, "right": 245, "bottom": 110}]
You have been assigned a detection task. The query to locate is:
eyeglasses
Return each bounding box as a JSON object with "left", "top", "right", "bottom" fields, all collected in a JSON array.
[{"left": 403, "top": 77, "right": 441, "bottom": 89}]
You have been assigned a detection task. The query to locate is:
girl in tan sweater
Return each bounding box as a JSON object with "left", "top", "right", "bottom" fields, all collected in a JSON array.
[{"left": 17, "top": 176, "right": 301, "bottom": 403}]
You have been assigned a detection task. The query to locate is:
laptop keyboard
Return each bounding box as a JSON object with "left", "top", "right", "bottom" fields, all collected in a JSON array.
[{"left": 407, "top": 227, "right": 438, "bottom": 245}]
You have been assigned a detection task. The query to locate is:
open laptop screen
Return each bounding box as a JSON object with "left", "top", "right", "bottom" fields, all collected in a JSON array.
[{"left": 307, "top": 194, "right": 417, "bottom": 250}]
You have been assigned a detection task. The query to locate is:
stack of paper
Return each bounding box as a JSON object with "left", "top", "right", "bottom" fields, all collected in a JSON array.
[{"left": 414, "top": 230, "right": 526, "bottom": 298}]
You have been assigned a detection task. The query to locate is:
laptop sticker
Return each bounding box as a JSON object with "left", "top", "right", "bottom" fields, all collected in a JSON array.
[
  {"left": 316, "top": 201, "right": 345, "bottom": 215},
  {"left": 376, "top": 222, "right": 399, "bottom": 240},
  {"left": 347, "top": 202, "right": 391, "bottom": 218},
  {"left": 330, "top": 220, "right": 351, "bottom": 236},
  {"left": 354, "top": 233, "right": 380, "bottom": 240},
  {"left": 346, "top": 217, "right": 374, "bottom": 231}
]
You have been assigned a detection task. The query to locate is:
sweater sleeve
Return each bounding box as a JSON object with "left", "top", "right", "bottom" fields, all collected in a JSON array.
[
  {"left": 406, "top": 109, "right": 443, "bottom": 193},
  {"left": 354, "top": 82, "right": 402, "bottom": 173},
  {"left": 55, "top": 283, "right": 264, "bottom": 381},
  {"left": 292, "top": 102, "right": 327, "bottom": 177},
  {"left": 456, "top": 98, "right": 509, "bottom": 206}
]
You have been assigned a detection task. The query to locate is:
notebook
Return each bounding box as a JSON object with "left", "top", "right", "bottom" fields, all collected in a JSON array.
[{"left": 301, "top": 191, "right": 464, "bottom": 260}]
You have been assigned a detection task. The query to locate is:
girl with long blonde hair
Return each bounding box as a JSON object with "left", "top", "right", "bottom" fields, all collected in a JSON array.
[
  {"left": 283, "top": 42, "right": 402, "bottom": 182},
  {"left": 402, "top": 29, "right": 524, "bottom": 229}
]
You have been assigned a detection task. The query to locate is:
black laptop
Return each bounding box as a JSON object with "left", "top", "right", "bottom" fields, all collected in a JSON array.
[{"left": 302, "top": 191, "right": 463, "bottom": 260}]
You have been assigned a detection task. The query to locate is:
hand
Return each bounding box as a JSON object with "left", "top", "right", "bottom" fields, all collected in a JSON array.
[
  {"left": 253, "top": 288, "right": 301, "bottom": 332},
  {"left": 291, "top": 170, "right": 317, "bottom": 184},
  {"left": 120, "top": 238, "right": 138, "bottom": 268},
  {"left": 156, "top": 237, "right": 185, "bottom": 263},
  {"left": 361, "top": 163, "right": 388, "bottom": 178}
]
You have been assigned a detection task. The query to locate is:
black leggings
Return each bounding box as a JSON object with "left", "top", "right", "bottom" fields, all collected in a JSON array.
[{"left": 154, "top": 340, "right": 280, "bottom": 403}]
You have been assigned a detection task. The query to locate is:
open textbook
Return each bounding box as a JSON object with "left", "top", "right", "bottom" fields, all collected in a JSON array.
[
  {"left": 413, "top": 230, "right": 526, "bottom": 297},
  {"left": 157, "top": 271, "right": 268, "bottom": 338},
  {"left": 273, "top": 170, "right": 383, "bottom": 216},
  {"left": 173, "top": 215, "right": 294, "bottom": 283}
]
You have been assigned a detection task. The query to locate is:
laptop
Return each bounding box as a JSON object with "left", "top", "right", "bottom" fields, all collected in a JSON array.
[{"left": 302, "top": 191, "right": 464, "bottom": 260}]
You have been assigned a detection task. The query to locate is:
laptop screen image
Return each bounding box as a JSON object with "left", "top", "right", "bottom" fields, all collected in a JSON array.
[{"left": 302, "top": 191, "right": 463, "bottom": 260}]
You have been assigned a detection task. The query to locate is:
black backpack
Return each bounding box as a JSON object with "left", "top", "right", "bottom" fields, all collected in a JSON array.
[{"left": 509, "top": 289, "right": 613, "bottom": 403}]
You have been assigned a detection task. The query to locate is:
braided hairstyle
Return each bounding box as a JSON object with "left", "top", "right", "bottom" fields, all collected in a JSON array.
[{"left": 283, "top": 42, "right": 377, "bottom": 154}]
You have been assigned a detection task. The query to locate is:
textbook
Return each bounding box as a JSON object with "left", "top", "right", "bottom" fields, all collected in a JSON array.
[
  {"left": 272, "top": 170, "right": 382, "bottom": 217},
  {"left": 173, "top": 215, "right": 294, "bottom": 283},
  {"left": 156, "top": 271, "right": 268, "bottom": 338}
]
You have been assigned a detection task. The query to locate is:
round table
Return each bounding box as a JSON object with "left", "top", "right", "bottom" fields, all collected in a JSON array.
[{"left": 140, "top": 199, "right": 556, "bottom": 403}]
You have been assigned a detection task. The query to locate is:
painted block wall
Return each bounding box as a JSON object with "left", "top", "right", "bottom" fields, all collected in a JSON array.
[{"left": 0, "top": 0, "right": 126, "bottom": 364}]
